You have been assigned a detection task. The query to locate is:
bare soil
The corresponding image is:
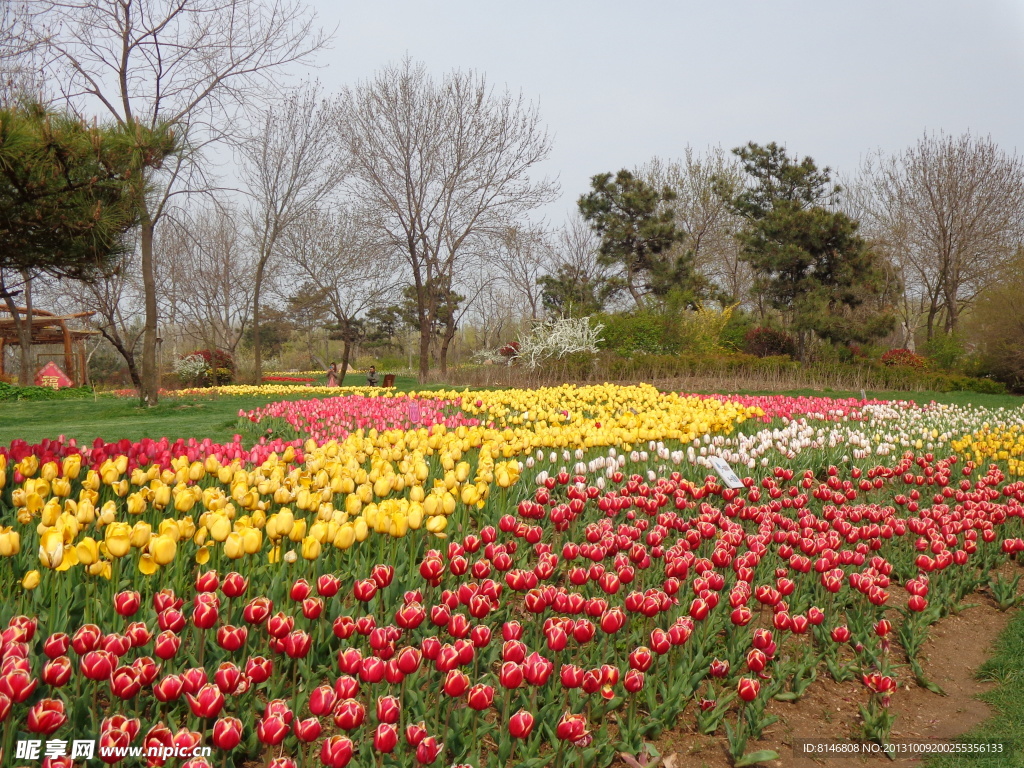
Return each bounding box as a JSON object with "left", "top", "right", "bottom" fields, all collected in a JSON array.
[{"left": 643, "top": 595, "right": 1012, "bottom": 768}]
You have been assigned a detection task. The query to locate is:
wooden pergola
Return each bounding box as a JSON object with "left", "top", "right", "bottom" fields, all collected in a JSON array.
[{"left": 0, "top": 307, "right": 99, "bottom": 386}]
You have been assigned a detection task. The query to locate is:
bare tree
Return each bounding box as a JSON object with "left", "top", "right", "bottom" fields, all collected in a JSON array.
[
  {"left": 162, "top": 205, "right": 256, "bottom": 356},
  {"left": 492, "top": 225, "right": 554, "bottom": 321},
  {"left": 240, "top": 81, "right": 346, "bottom": 381},
  {"left": 25, "top": 0, "right": 331, "bottom": 403},
  {"left": 337, "top": 58, "right": 558, "bottom": 381},
  {"left": 282, "top": 208, "right": 394, "bottom": 380},
  {"left": 40, "top": 252, "right": 148, "bottom": 391},
  {"left": 640, "top": 148, "right": 752, "bottom": 305},
  {"left": 855, "top": 133, "right": 1024, "bottom": 340}
]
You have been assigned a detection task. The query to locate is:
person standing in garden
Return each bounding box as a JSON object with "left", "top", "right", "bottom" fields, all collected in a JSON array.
[
  {"left": 366, "top": 365, "right": 378, "bottom": 386},
  {"left": 326, "top": 363, "right": 339, "bottom": 387}
]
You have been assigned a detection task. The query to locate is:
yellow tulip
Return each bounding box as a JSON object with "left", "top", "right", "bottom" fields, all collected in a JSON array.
[
  {"left": 301, "top": 536, "right": 321, "bottom": 560},
  {"left": 76, "top": 537, "right": 99, "bottom": 565},
  {"left": 88, "top": 560, "right": 112, "bottom": 579},
  {"left": 288, "top": 518, "right": 307, "bottom": 543},
  {"left": 209, "top": 515, "right": 232, "bottom": 542},
  {"left": 223, "top": 532, "right": 245, "bottom": 559},
  {"left": 241, "top": 528, "right": 262, "bottom": 554},
  {"left": 130, "top": 522, "right": 152, "bottom": 549},
  {"left": 38, "top": 529, "right": 64, "bottom": 569},
  {"left": 138, "top": 554, "right": 158, "bottom": 575},
  {"left": 104, "top": 523, "right": 132, "bottom": 558},
  {"left": 0, "top": 529, "right": 21, "bottom": 557},
  {"left": 22, "top": 570, "right": 41, "bottom": 590},
  {"left": 62, "top": 454, "right": 81, "bottom": 479}
]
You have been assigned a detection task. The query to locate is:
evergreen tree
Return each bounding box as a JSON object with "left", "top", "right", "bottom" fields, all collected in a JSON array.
[
  {"left": 0, "top": 99, "right": 177, "bottom": 278},
  {"left": 724, "top": 142, "right": 895, "bottom": 358},
  {"left": 578, "top": 169, "right": 696, "bottom": 307}
]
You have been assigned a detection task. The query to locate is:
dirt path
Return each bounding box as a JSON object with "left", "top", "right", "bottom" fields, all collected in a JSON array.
[{"left": 644, "top": 596, "right": 1012, "bottom": 768}]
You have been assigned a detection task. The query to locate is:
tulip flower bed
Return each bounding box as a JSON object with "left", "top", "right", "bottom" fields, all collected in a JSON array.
[
  {"left": 0, "top": 386, "right": 1022, "bottom": 768},
  {"left": 240, "top": 395, "right": 481, "bottom": 443},
  {"left": 686, "top": 394, "right": 914, "bottom": 423}
]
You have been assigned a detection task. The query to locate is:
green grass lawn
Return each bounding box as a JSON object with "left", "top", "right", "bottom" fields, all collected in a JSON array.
[
  {"left": 0, "top": 375, "right": 450, "bottom": 445},
  {"left": 0, "top": 380, "right": 1020, "bottom": 447}
]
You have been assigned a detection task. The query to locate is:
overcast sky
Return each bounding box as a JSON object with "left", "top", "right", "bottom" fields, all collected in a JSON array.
[{"left": 301, "top": 0, "right": 1024, "bottom": 222}]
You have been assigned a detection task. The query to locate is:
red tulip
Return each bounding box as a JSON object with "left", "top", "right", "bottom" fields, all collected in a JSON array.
[
  {"left": 830, "top": 625, "right": 851, "bottom": 643},
  {"left": 125, "top": 621, "right": 152, "bottom": 648},
  {"left": 359, "top": 656, "right": 385, "bottom": 683},
  {"left": 375, "top": 694, "right": 401, "bottom": 723},
  {"left": 556, "top": 711, "right": 589, "bottom": 743},
  {"left": 371, "top": 564, "right": 395, "bottom": 588},
  {"left": 110, "top": 666, "right": 142, "bottom": 700},
  {"left": 196, "top": 571, "right": 219, "bottom": 593},
  {"left": 415, "top": 735, "right": 444, "bottom": 765},
  {"left": 42, "top": 656, "right": 72, "bottom": 687},
  {"left": 154, "top": 631, "right": 181, "bottom": 660},
  {"left": 293, "top": 716, "right": 322, "bottom": 742},
  {"left": 502, "top": 621, "right": 523, "bottom": 641},
  {"left": 43, "top": 633, "right": 70, "bottom": 658},
  {"left": 405, "top": 721, "right": 428, "bottom": 747},
  {"left": 709, "top": 659, "right": 729, "bottom": 678},
  {"left": 373, "top": 723, "right": 398, "bottom": 753},
  {"left": 354, "top": 578, "right": 378, "bottom": 602},
  {"left": 442, "top": 669, "right": 469, "bottom": 697},
  {"left": 628, "top": 646, "right": 653, "bottom": 671},
  {"left": 321, "top": 735, "right": 355, "bottom": 768},
  {"left": 153, "top": 589, "right": 182, "bottom": 613},
  {"left": 187, "top": 683, "right": 225, "bottom": 717},
  {"left": 264, "top": 699, "right": 294, "bottom": 724},
  {"left": 267, "top": 612, "right": 294, "bottom": 638},
  {"left": 157, "top": 608, "right": 186, "bottom": 633},
  {"left": 333, "top": 698, "right": 366, "bottom": 730},
  {"left": 624, "top": 669, "right": 645, "bottom": 692},
  {"left": 0, "top": 692, "right": 10, "bottom": 723},
  {"left": 509, "top": 708, "right": 534, "bottom": 739},
  {"left": 114, "top": 590, "right": 141, "bottom": 617},
  {"left": 79, "top": 650, "right": 115, "bottom": 681},
  {"left": 309, "top": 685, "right": 337, "bottom": 716},
  {"left": 222, "top": 572, "right": 248, "bottom": 598},
  {"left": 27, "top": 698, "right": 67, "bottom": 735},
  {"left": 466, "top": 683, "right": 494, "bottom": 710},
  {"left": 290, "top": 578, "right": 312, "bottom": 601},
  {"left": 333, "top": 616, "right": 356, "bottom": 639},
  {"left": 317, "top": 574, "right": 341, "bottom": 598},
  {"left": 102, "top": 633, "right": 132, "bottom": 657},
  {"left": 181, "top": 667, "right": 208, "bottom": 694},
  {"left": 256, "top": 715, "right": 289, "bottom": 745},
  {"left": 99, "top": 726, "right": 131, "bottom": 764},
  {"left": 214, "top": 662, "right": 242, "bottom": 694},
  {"left": 212, "top": 716, "right": 243, "bottom": 750},
  {"left": 215, "top": 624, "right": 247, "bottom": 652},
  {"left": 396, "top": 646, "right": 422, "bottom": 675},
  {"left": 283, "top": 630, "right": 312, "bottom": 658},
  {"left": 737, "top": 677, "right": 760, "bottom": 702},
  {"left": 246, "top": 656, "right": 273, "bottom": 683},
  {"left": 153, "top": 674, "right": 184, "bottom": 702},
  {"left": 243, "top": 597, "right": 272, "bottom": 625}
]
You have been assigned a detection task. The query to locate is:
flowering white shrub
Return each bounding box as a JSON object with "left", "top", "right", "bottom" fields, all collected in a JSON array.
[
  {"left": 513, "top": 317, "right": 604, "bottom": 369},
  {"left": 174, "top": 354, "right": 208, "bottom": 384}
]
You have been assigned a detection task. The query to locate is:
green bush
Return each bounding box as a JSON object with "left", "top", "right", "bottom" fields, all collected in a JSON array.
[
  {"left": 0, "top": 383, "right": 94, "bottom": 402},
  {"left": 921, "top": 332, "right": 964, "bottom": 371},
  {"left": 597, "top": 312, "right": 669, "bottom": 355}
]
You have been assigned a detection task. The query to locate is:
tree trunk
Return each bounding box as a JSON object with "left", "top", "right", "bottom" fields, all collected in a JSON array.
[
  {"left": 0, "top": 274, "right": 32, "bottom": 385},
  {"left": 252, "top": 261, "right": 265, "bottom": 384},
  {"left": 339, "top": 339, "right": 352, "bottom": 385},
  {"left": 439, "top": 315, "right": 457, "bottom": 375},
  {"left": 140, "top": 209, "right": 160, "bottom": 406},
  {"left": 17, "top": 272, "right": 33, "bottom": 385},
  {"left": 418, "top": 323, "right": 431, "bottom": 382},
  {"left": 100, "top": 328, "right": 143, "bottom": 393}
]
